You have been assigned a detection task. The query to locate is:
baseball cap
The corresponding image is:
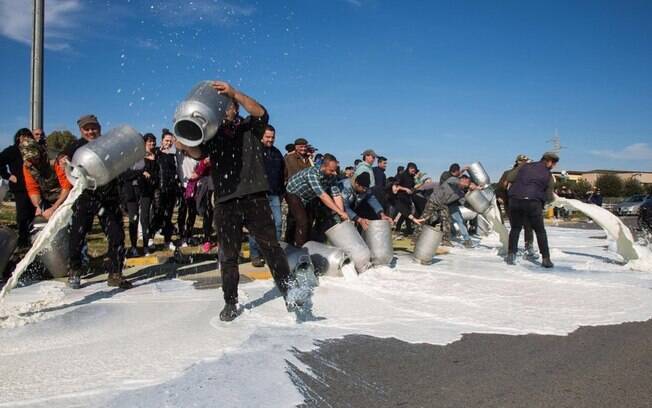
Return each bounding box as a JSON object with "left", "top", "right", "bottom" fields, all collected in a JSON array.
[
  {"left": 361, "top": 149, "right": 377, "bottom": 158},
  {"left": 515, "top": 154, "right": 529, "bottom": 162},
  {"left": 77, "top": 114, "right": 100, "bottom": 128},
  {"left": 542, "top": 152, "right": 560, "bottom": 162}
]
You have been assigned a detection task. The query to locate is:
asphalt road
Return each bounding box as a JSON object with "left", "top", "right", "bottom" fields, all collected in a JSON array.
[{"left": 291, "top": 320, "right": 652, "bottom": 408}]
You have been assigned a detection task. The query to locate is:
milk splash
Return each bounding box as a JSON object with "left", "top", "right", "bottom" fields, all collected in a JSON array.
[
  {"left": 553, "top": 195, "right": 651, "bottom": 266},
  {"left": 0, "top": 174, "right": 88, "bottom": 300}
]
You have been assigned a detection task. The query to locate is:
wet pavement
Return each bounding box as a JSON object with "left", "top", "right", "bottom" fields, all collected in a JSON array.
[{"left": 291, "top": 319, "right": 652, "bottom": 408}]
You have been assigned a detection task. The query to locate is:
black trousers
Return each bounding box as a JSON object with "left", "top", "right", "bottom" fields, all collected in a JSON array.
[
  {"left": 140, "top": 195, "right": 154, "bottom": 245},
  {"left": 395, "top": 195, "right": 413, "bottom": 234},
  {"left": 125, "top": 201, "right": 139, "bottom": 248},
  {"left": 14, "top": 191, "right": 35, "bottom": 246},
  {"left": 215, "top": 193, "right": 291, "bottom": 305},
  {"left": 151, "top": 191, "right": 176, "bottom": 243},
  {"left": 69, "top": 193, "right": 125, "bottom": 275},
  {"left": 178, "top": 196, "right": 197, "bottom": 242},
  {"left": 508, "top": 198, "right": 550, "bottom": 258},
  {"left": 505, "top": 199, "right": 534, "bottom": 247}
]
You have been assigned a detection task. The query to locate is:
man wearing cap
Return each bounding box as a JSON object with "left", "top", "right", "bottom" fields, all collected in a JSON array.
[
  {"left": 284, "top": 137, "right": 312, "bottom": 181},
  {"left": 20, "top": 138, "right": 71, "bottom": 220},
  {"left": 286, "top": 153, "right": 349, "bottom": 246},
  {"left": 354, "top": 149, "right": 376, "bottom": 188},
  {"left": 283, "top": 137, "right": 313, "bottom": 243},
  {"left": 496, "top": 154, "right": 535, "bottom": 253},
  {"left": 63, "top": 114, "right": 132, "bottom": 289},
  {"left": 175, "top": 80, "right": 298, "bottom": 322},
  {"left": 505, "top": 152, "right": 559, "bottom": 268},
  {"left": 338, "top": 172, "right": 393, "bottom": 231}
]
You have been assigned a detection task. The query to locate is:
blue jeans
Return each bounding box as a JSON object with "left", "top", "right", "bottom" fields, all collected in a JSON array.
[
  {"left": 249, "top": 195, "right": 283, "bottom": 258},
  {"left": 450, "top": 206, "right": 471, "bottom": 241}
]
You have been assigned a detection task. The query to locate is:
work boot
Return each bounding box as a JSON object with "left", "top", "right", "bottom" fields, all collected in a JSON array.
[
  {"left": 251, "top": 256, "right": 265, "bottom": 268},
  {"left": 463, "top": 239, "right": 474, "bottom": 248},
  {"left": 541, "top": 258, "right": 554, "bottom": 268},
  {"left": 68, "top": 269, "right": 81, "bottom": 289},
  {"left": 219, "top": 303, "right": 239, "bottom": 322},
  {"left": 505, "top": 253, "right": 516, "bottom": 265},
  {"left": 107, "top": 273, "right": 133, "bottom": 289}
]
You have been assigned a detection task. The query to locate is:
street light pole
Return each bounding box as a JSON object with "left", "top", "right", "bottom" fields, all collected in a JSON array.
[{"left": 30, "top": 0, "right": 44, "bottom": 130}]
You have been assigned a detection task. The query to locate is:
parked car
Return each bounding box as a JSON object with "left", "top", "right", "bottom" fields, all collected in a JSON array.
[
  {"left": 614, "top": 194, "right": 649, "bottom": 216},
  {"left": 638, "top": 196, "right": 652, "bottom": 233}
]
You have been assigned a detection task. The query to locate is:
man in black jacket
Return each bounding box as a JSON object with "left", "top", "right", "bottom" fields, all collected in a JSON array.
[
  {"left": 176, "top": 81, "right": 297, "bottom": 322},
  {"left": 248, "top": 124, "right": 285, "bottom": 268},
  {"left": 64, "top": 114, "right": 131, "bottom": 289},
  {"left": 0, "top": 128, "right": 36, "bottom": 247},
  {"left": 506, "top": 152, "right": 558, "bottom": 268}
]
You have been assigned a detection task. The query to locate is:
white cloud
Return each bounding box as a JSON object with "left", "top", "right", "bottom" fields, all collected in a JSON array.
[
  {"left": 0, "top": 0, "right": 82, "bottom": 51},
  {"left": 591, "top": 143, "right": 652, "bottom": 161}
]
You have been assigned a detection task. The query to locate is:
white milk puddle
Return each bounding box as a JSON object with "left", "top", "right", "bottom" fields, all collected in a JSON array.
[{"left": 0, "top": 227, "right": 651, "bottom": 407}]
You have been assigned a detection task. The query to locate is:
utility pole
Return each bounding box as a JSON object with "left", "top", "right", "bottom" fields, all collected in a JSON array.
[{"left": 30, "top": 0, "right": 44, "bottom": 130}]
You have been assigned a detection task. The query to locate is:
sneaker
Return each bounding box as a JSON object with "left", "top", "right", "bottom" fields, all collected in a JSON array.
[
  {"left": 167, "top": 241, "right": 176, "bottom": 251},
  {"left": 219, "top": 303, "right": 239, "bottom": 322},
  {"left": 202, "top": 242, "right": 212, "bottom": 253},
  {"left": 147, "top": 239, "right": 155, "bottom": 250},
  {"left": 68, "top": 271, "right": 81, "bottom": 289},
  {"left": 541, "top": 258, "right": 554, "bottom": 268},
  {"left": 506, "top": 253, "right": 516, "bottom": 265},
  {"left": 181, "top": 241, "right": 189, "bottom": 248},
  {"left": 525, "top": 245, "right": 539, "bottom": 260},
  {"left": 251, "top": 256, "right": 265, "bottom": 268},
  {"left": 107, "top": 273, "right": 133, "bottom": 289}
]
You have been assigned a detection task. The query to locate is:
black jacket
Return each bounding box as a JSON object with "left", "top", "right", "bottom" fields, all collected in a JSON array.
[
  {"left": 156, "top": 150, "right": 179, "bottom": 194},
  {"left": 0, "top": 144, "right": 26, "bottom": 193},
  {"left": 262, "top": 145, "right": 285, "bottom": 195}
]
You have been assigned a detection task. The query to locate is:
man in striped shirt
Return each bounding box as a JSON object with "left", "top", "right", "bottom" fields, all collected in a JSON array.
[{"left": 286, "top": 153, "right": 349, "bottom": 246}]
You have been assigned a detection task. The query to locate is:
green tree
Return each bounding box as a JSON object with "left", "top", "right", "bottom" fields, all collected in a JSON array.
[
  {"left": 622, "top": 177, "right": 644, "bottom": 197},
  {"left": 46, "top": 130, "right": 76, "bottom": 156},
  {"left": 574, "top": 179, "right": 593, "bottom": 197},
  {"left": 595, "top": 174, "right": 623, "bottom": 198}
]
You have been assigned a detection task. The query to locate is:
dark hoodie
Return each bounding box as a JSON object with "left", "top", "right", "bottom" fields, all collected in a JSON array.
[{"left": 0, "top": 133, "right": 28, "bottom": 193}]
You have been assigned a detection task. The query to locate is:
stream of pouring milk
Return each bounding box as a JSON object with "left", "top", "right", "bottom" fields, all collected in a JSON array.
[
  {"left": 0, "top": 175, "right": 88, "bottom": 300},
  {"left": 553, "top": 196, "right": 649, "bottom": 262}
]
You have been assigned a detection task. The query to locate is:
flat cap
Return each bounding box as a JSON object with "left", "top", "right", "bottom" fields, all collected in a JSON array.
[
  {"left": 77, "top": 114, "right": 100, "bottom": 128},
  {"left": 294, "top": 138, "right": 308, "bottom": 146},
  {"left": 541, "top": 151, "right": 559, "bottom": 162}
]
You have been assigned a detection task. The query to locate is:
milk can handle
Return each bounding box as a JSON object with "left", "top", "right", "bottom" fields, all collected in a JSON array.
[{"left": 191, "top": 111, "right": 207, "bottom": 127}]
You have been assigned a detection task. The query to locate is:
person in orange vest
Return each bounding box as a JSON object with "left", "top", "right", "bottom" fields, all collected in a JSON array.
[{"left": 19, "top": 138, "right": 72, "bottom": 220}]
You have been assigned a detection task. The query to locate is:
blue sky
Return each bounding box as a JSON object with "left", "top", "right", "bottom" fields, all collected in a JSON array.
[{"left": 1, "top": 0, "right": 651, "bottom": 179}]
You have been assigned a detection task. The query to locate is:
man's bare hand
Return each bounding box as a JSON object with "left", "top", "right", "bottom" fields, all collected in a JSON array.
[
  {"left": 211, "top": 81, "right": 236, "bottom": 98},
  {"left": 43, "top": 207, "right": 55, "bottom": 219},
  {"left": 412, "top": 217, "right": 424, "bottom": 225},
  {"left": 357, "top": 218, "right": 370, "bottom": 230},
  {"left": 381, "top": 214, "right": 394, "bottom": 224},
  {"left": 8, "top": 175, "right": 17, "bottom": 183},
  {"left": 143, "top": 171, "right": 151, "bottom": 179},
  {"left": 339, "top": 211, "right": 349, "bottom": 221}
]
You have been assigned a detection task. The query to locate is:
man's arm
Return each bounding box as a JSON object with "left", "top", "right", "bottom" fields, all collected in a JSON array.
[
  {"left": 211, "top": 81, "right": 265, "bottom": 118},
  {"left": 319, "top": 192, "right": 349, "bottom": 220}
]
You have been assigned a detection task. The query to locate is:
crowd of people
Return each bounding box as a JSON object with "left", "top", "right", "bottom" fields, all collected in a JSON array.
[{"left": 0, "top": 80, "right": 561, "bottom": 321}]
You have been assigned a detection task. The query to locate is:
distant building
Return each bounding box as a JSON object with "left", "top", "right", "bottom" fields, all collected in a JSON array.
[{"left": 553, "top": 170, "right": 652, "bottom": 188}]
